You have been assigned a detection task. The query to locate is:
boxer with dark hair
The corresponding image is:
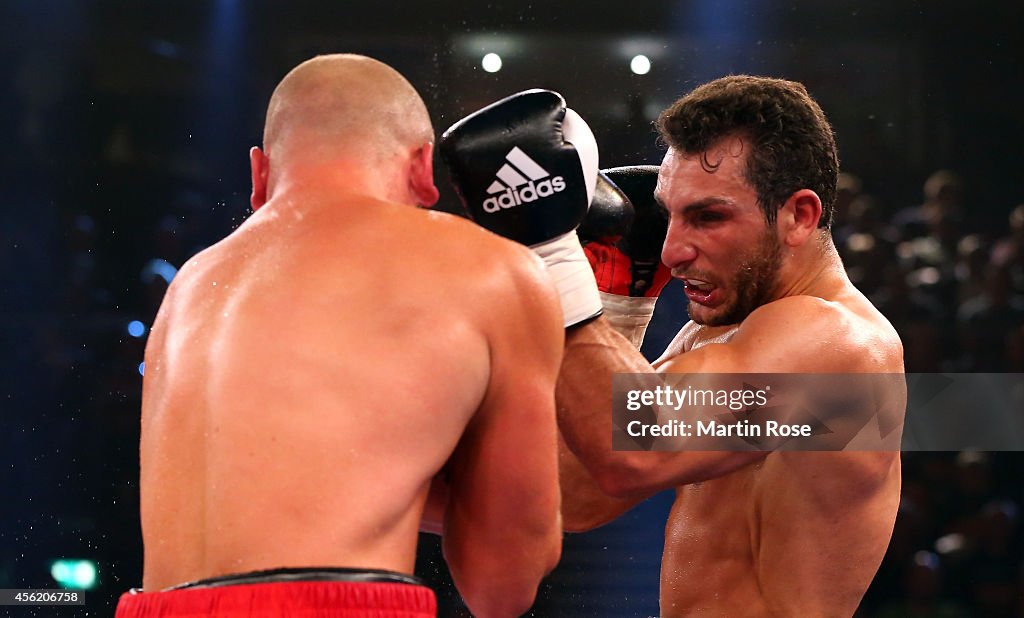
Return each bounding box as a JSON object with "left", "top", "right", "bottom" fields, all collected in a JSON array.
[
  {"left": 119, "top": 55, "right": 566, "bottom": 618},
  {"left": 444, "top": 76, "right": 905, "bottom": 617}
]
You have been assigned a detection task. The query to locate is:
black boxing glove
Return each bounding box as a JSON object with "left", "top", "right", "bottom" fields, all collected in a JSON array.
[
  {"left": 580, "top": 166, "right": 672, "bottom": 347},
  {"left": 441, "top": 89, "right": 601, "bottom": 327}
]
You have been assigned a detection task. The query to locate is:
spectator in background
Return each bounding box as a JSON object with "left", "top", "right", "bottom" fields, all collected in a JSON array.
[
  {"left": 832, "top": 171, "right": 865, "bottom": 247},
  {"left": 898, "top": 209, "right": 963, "bottom": 323},
  {"left": 992, "top": 204, "right": 1024, "bottom": 292},
  {"left": 893, "top": 169, "right": 966, "bottom": 242},
  {"left": 955, "top": 234, "right": 993, "bottom": 305},
  {"left": 872, "top": 265, "right": 947, "bottom": 329},
  {"left": 840, "top": 194, "right": 899, "bottom": 296},
  {"left": 957, "top": 264, "right": 1024, "bottom": 371}
]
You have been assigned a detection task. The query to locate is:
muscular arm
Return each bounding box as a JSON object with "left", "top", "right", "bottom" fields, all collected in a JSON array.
[
  {"left": 557, "top": 296, "right": 898, "bottom": 498},
  {"left": 557, "top": 432, "right": 646, "bottom": 532},
  {"left": 442, "top": 251, "right": 564, "bottom": 618},
  {"left": 557, "top": 318, "right": 765, "bottom": 499}
]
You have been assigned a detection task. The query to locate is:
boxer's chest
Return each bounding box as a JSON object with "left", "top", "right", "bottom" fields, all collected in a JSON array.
[{"left": 686, "top": 323, "right": 741, "bottom": 351}]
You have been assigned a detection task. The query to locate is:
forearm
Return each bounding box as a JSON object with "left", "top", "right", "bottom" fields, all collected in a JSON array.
[
  {"left": 557, "top": 317, "right": 766, "bottom": 496},
  {"left": 558, "top": 432, "right": 645, "bottom": 531},
  {"left": 556, "top": 317, "right": 654, "bottom": 495},
  {"left": 443, "top": 504, "right": 561, "bottom": 618}
]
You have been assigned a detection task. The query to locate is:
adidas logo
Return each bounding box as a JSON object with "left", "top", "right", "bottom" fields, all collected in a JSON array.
[{"left": 482, "top": 146, "right": 566, "bottom": 213}]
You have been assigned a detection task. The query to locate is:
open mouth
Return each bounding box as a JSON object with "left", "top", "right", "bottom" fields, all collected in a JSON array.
[{"left": 681, "top": 278, "right": 718, "bottom": 305}]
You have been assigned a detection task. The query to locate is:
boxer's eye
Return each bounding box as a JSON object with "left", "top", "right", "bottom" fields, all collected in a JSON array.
[
  {"left": 693, "top": 210, "right": 725, "bottom": 225},
  {"left": 654, "top": 196, "right": 669, "bottom": 217}
]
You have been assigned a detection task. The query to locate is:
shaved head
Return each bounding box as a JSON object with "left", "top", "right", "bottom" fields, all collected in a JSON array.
[{"left": 263, "top": 54, "right": 433, "bottom": 163}]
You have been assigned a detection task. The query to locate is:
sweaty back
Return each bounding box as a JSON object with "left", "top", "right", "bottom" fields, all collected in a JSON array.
[{"left": 139, "top": 194, "right": 503, "bottom": 589}]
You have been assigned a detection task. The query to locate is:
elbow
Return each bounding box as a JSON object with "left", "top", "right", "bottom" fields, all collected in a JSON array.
[
  {"left": 462, "top": 590, "right": 538, "bottom": 618},
  {"left": 450, "top": 533, "right": 561, "bottom": 618},
  {"left": 560, "top": 501, "right": 619, "bottom": 533},
  {"left": 472, "top": 596, "right": 538, "bottom": 618},
  {"left": 530, "top": 526, "right": 562, "bottom": 580},
  {"left": 545, "top": 530, "right": 562, "bottom": 574},
  {"left": 591, "top": 455, "right": 656, "bottom": 499},
  {"left": 562, "top": 510, "right": 604, "bottom": 533},
  {"left": 596, "top": 474, "right": 645, "bottom": 500},
  {"left": 460, "top": 568, "right": 552, "bottom": 618}
]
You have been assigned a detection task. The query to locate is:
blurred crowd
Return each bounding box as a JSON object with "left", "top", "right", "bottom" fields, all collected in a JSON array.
[
  {"left": 834, "top": 170, "right": 1024, "bottom": 374},
  {"left": 16, "top": 166, "right": 1024, "bottom": 616},
  {"left": 833, "top": 170, "right": 1024, "bottom": 618}
]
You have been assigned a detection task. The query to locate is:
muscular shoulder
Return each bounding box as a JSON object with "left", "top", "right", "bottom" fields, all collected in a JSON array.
[
  {"left": 310, "top": 200, "right": 552, "bottom": 298},
  {"left": 159, "top": 242, "right": 224, "bottom": 308},
  {"left": 415, "top": 210, "right": 560, "bottom": 326},
  {"left": 733, "top": 295, "right": 903, "bottom": 373},
  {"left": 421, "top": 210, "right": 552, "bottom": 291},
  {"left": 741, "top": 295, "right": 846, "bottom": 345}
]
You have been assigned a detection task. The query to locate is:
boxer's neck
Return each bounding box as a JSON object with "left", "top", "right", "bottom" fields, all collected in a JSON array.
[
  {"left": 268, "top": 157, "right": 409, "bottom": 207},
  {"left": 769, "top": 235, "right": 849, "bottom": 303}
]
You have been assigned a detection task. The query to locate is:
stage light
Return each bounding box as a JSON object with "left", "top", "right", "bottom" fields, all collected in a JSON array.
[
  {"left": 50, "top": 559, "right": 98, "bottom": 590},
  {"left": 141, "top": 258, "right": 178, "bottom": 285},
  {"left": 482, "top": 53, "right": 502, "bottom": 73},
  {"left": 630, "top": 54, "right": 651, "bottom": 75},
  {"left": 127, "top": 321, "right": 146, "bottom": 338}
]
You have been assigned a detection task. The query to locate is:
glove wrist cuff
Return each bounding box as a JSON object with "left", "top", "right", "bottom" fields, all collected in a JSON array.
[
  {"left": 532, "top": 232, "right": 603, "bottom": 328},
  {"left": 599, "top": 292, "right": 657, "bottom": 349}
]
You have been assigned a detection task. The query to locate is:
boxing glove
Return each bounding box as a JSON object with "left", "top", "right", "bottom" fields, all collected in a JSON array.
[
  {"left": 440, "top": 89, "right": 601, "bottom": 327},
  {"left": 580, "top": 166, "right": 672, "bottom": 347}
]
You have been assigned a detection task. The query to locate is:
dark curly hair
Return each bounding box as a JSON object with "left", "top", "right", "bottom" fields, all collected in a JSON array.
[{"left": 656, "top": 75, "right": 838, "bottom": 229}]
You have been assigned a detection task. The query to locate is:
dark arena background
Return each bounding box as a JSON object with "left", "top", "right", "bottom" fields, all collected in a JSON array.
[{"left": 3, "top": 1, "right": 1024, "bottom": 616}]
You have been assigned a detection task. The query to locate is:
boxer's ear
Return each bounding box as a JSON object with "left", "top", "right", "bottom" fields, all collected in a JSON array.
[
  {"left": 409, "top": 142, "right": 440, "bottom": 208},
  {"left": 779, "top": 189, "right": 822, "bottom": 247},
  {"left": 250, "top": 146, "right": 269, "bottom": 211}
]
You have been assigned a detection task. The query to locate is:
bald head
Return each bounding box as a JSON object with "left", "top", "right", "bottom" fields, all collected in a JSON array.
[{"left": 263, "top": 54, "right": 433, "bottom": 164}]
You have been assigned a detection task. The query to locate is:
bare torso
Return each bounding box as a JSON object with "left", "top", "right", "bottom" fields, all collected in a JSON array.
[
  {"left": 655, "top": 284, "right": 904, "bottom": 617},
  {"left": 140, "top": 192, "right": 510, "bottom": 589}
]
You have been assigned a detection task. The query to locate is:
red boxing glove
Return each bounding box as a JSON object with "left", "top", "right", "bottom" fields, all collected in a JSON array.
[
  {"left": 578, "top": 166, "right": 671, "bottom": 346},
  {"left": 580, "top": 166, "right": 671, "bottom": 298}
]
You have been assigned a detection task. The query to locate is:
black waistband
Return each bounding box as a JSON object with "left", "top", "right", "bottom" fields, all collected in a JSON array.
[{"left": 164, "top": 567, "right": 427, "bottom": 591}]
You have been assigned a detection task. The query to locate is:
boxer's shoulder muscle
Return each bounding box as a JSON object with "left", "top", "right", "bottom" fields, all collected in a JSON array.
[
  {"left": 733, "top": 294, "right": 900, "bottom": 373},
  {"left": 413, "top": 208, "right": 560, "bottom": 327},
  {"left": 656, "top": 296, "right": 854, "bottom": 374}
]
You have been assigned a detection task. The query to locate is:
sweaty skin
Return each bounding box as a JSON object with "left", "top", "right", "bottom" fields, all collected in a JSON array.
[
  {"left": 139, "top": 54, "right": 563, "bottom": 618},
  {"left": 557, "top": 139, "right": 904, "bottom": 617}
]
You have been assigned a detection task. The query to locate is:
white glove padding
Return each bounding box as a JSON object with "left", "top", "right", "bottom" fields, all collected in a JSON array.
[
  {"left": 532, "top": 232, "right": 603, "bottom": 328},
  {"left": 598, "top": 292, "right": 657, "bottom": 349}
]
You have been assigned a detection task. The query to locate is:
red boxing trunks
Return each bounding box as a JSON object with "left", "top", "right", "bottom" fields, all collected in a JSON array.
[{"left": 115, "top": 567, "right": 436, "bottom": 618}]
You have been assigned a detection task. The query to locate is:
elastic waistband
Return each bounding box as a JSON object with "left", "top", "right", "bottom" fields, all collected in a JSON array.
[
  {"left": 166, "top": 566, "right": 428, "bottom": 589},
  {"left": 116, "top": 569, "right": 436, "bottom": 618}
]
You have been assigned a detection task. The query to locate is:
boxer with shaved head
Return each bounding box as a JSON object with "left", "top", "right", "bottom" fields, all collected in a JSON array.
[{"left": 117, "top": 54, "right": 564, "bottom": 618}]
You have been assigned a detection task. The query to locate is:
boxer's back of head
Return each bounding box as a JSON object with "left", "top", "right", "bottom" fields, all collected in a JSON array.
[{"left": 263, "top": 54, "right": 433, "bottom": 167}]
